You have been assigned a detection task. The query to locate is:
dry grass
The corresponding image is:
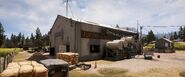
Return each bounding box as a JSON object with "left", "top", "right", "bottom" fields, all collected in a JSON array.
[
  {"left": 13, "top": 51, "right": 32, "bottom": 62},
  {"left": 127, "top": 68, "right": 182, "bottom": 77},
  {"left": 98, "top": 67, "right": 128, "bottom": 76},
  {"left": 70, "top": 68, "right": 183, "bottom": 77},
  {"left": 180, "top": 71, "right": 185, "bottom": 77},
  {"left": 84, "top": 60, "right": 113, "bottom": 65},
  {"left": 69, "top": 70, "right": 101, "bottom": 77},
  {"left": 69, "top": 67, "right": 131, "bottom": 77}
]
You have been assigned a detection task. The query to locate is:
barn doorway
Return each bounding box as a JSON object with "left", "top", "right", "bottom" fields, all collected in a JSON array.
[{"left": 66, "top": 45, "right": 70, "bottom": 52}]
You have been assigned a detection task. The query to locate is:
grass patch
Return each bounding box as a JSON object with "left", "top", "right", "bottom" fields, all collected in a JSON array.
[
  {"left": 128, "top": 68, "right": 182, "bottom": 77},
  {"left": 98, "top": 67, "right": 128, "bottom": 76},
  {"left": 144, "top": 44, "right": 155, "bottom": 49},
  {"left": 69, "top": 70, "right": 101, "bottom": 77},
  {"left": 0, "top": 48, "right": 23, "bottom": 57},
  {"left": 174, "top": 42, "right": 185, "bottom": 50},
  {"left": 70, "top": 67, "right": 130, "bottom": 77}
]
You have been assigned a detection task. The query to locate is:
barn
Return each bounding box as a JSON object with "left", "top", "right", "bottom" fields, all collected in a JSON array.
[
  {"left": 155, "top": 38, "right": 175, "bottom": 53},
  {"left": 49, "top": 15, "right": 138, "bottom": 61}
]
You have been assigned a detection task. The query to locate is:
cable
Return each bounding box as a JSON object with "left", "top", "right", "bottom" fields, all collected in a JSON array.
[{"left": 68, "top": 2, "right": 75, "bottom": 18}]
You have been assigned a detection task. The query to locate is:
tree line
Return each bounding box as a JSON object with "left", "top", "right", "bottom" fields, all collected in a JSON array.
[
  {"left": 0, "top": 22, "right": 49, "bottom": 48},
  {"left": 142, "top": 26, "right": 185, "bottom": 44}
]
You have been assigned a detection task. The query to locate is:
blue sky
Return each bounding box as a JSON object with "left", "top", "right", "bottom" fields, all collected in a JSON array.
[{"left": 0, "top": 0, "right": 185, "bottom": 37}]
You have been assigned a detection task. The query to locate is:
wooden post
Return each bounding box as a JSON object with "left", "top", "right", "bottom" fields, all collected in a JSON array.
[
  {"left": 0, "top": 57, "right": 4, "bottom": 73},
  {"left": 4, "top": 56, "right": 8, "bottom": 69}
]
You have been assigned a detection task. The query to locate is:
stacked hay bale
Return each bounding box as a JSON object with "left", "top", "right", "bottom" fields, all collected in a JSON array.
[
  {"left": 32, "top": 61, "right": 48, "bottom": 77},
  {"left": 0, "top": 62, "right": 20, "bottom": 77},
  {"left": 0, "top": 61, "right": 48, "bottom": 77},
  {"left": 56, "top": 53, "right": 78, "bottom": 65}
]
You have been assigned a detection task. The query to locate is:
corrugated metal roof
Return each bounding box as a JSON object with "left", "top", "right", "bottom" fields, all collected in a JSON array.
[
  {"left": 59, "top": 15, "right": 137, "bottom": 34},
  {"left": 162, "top": 38, "right": 173, "bottom": 43}
]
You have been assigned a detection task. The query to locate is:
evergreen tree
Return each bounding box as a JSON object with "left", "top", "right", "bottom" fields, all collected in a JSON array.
[
  {"left": 20, "top": 34, "right": 25, "bottom": 47},
  {"left": 115, "top": 24, "right": 120, "bottom": 28},
  {"left": 179, "top": 26, "right": 183, "bottom": 39},
  {"left": 183, "top": 27, "right": 185, "bottom": 41},
  {"left": 170, "top": 34, "right": 174, "bottom": 40},
  {"left": 30, "top": 33, "right": 35, "bottom": 47},
  {"left": 35, "top": 27, "right": 42, "bottom": 40},
  {"left": 42, "top": 34, "right": 49, "bottom": 46},
  {"left": 174, "top": 32, "right": 178, "bottom": 40},
  {"left": 25, "top": 37, "right": 31, "bottom": 47},
  {"left": 4, "top": 38, "right": 14, "bottom": 48},
  {"left": 35, "top": 27, "right": 43, "bottom": 47},
  {"left": 0, "top": 22, "right": 5, "bottom": 47},
  {"left": 11, "top": 34, "right": 18, "bottom": 47},
  {"left": 147, "top": 30, "right": 156, "bottom": 43}
]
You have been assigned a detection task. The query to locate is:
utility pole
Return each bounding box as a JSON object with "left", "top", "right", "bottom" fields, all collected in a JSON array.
[
  {"left": 66, "top": 0, "right": 68, "bottom": 17},
  {"left": 140, "top": 26, "right": 143, "bottom": 41}
]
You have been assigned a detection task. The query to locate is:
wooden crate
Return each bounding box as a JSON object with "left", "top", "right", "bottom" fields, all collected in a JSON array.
[{"left": 56, "top": 53, "right": 79, "bottom": 65}]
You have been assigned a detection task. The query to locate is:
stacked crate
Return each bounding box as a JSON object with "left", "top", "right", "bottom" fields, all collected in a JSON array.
[
  {"left": 56, "top": 53, "right": 79, "bottom": 65},
  {"left": 0, "top": 61, "right": 48, "bottom": 77}
]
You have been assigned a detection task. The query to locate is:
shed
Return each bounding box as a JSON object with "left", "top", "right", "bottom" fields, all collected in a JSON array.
[{"left": 155, "top": 38, "right": 175, "bottom": 53}]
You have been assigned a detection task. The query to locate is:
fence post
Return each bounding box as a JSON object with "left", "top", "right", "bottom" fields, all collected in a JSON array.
[
  {"left": 4, "top": 56, "right": 8, "bottom": 69},
  {"left": 0, "top": 57, "right": 4, "bottom": 73}
]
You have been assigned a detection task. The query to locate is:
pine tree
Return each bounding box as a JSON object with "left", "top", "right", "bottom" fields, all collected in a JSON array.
[
  {"left": 115, "top": 24, "right": 120, "bottom": 28},
  {"left": 147, "top": 30, "right": 156, "bottom": 43},
  {"left": 179, "top": 26, "right": 183, "bottom": 39},
  {"left": 174, "top": 32, "right": 178, "bottom": 40},
  {"left": 21, "top": 34, "right": 25, "bottom": 47},
  {"left": 30, "top": 33, "right": 35, "bottom": 47},
  {"left": 35, "top": 27, "right": 43, "bottom": 47},
  {"left": 11, "top": 34, "right": 18, "bottom": 47},
  {"left": 42, "top": 34, "right": 49, "bottom": 46},
  {"left": 0, "top": 22, "right": 5, "bottom": 47},
  {"left": 183, "top": 27, "right": 185, "bottom": 41}
]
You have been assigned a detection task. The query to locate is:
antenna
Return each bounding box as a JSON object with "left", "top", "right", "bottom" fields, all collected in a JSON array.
[
  {"left": 66, "top": 0, "right": 68, "bottom": 17},
  {"left": 137, "top": 20, "right": 139, "bottom": 33}
]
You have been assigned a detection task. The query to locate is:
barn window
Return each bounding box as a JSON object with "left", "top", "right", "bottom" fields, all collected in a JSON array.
[
  {"left": 90, "top": 45, "right": 100, "bottom": 53},
  {"left": 66, "top": 45, "right": 70, "bottom": 52}
]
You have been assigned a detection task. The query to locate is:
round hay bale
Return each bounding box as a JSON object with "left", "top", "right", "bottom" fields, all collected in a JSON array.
[
  {"left": 0, "top": 68, "right": 19, "bottom": 77},
  {"left": 31, "top": 61, "right": 41, "bottom": 66},
  {"left": 33, "top": 65, "right": 48, "bottom": 77},
  {"left": 19, "top": 65, "right": 33, "bottom": 77},
  {"left": 19, "top": 61, "right": 32, "bottom": 66},
  {"left": 7, "top": 62, "right": 20, "bottom": 69}
]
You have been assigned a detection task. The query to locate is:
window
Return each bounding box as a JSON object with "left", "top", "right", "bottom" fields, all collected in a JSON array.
[
  {"left": 90, "top": 45, "right": 100, "bottom": 53},
  {"left": 66, "top": 45, "right": 70, "bottom": 52}
]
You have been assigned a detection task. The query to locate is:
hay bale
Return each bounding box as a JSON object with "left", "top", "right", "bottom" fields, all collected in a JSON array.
[
  {"left": 7, "top": 62, "right": 20, "bottom": 69},
  {"left": 0, "top": 68, "right": 19, "bottom": 77},
  {"left": 33, "top": 65, "right": 48, "bottom": 77},
  {"left": 19, "top": 65, "right": 33, "bottom": 77},
  {"left": 31, "top": 61, "right": 41, "bottom": 66},
  {"left": 19, "top": 61, "right": 32, "bottom": 66}
]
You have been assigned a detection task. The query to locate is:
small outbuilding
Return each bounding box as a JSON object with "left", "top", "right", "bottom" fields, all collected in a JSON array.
[{"left": 155, "top": 38, "right": 175, "bottom": 53}]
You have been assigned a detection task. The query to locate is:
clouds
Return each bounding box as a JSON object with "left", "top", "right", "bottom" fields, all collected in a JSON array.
[{"left": 0, "top": 0, "right": 185, "bottom": 37}]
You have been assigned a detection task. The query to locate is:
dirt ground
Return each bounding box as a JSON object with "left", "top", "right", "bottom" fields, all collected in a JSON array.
[
  {"left": 12, "top": 51, "right": 185, "bottom": 77},
  {"left": 71, "top": 51, "right": 185, "bottom": 77}
]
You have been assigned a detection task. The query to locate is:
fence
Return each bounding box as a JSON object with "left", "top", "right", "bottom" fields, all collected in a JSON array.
[{"left": 0, "top": 51, "right": 16, "bottom": 73}]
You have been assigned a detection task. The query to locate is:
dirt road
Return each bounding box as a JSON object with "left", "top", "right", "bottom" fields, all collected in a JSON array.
[{"left": 70, "top": 51, "right": 185, "bottom": 77}]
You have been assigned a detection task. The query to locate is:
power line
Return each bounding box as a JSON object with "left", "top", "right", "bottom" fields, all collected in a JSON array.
[{"left": 68, "top": 3, "right": 75, "bottom": 18}]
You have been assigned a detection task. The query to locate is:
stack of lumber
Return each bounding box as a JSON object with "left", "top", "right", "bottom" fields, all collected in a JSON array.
[
  {"left": 0, "top": 61, "right": 48, "bottom": 77},
  {"left": 56, "top": 52, "right": 79, "bottom": 65}
]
